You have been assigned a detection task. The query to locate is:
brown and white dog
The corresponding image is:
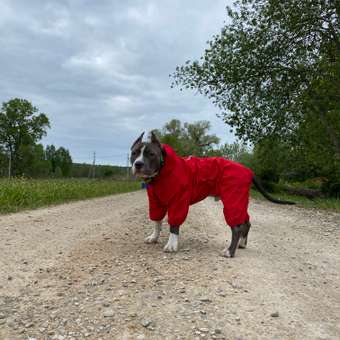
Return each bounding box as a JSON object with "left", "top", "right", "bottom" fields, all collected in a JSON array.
[{"left": 130, "top": 132, "right": 294, "bottom": 257}]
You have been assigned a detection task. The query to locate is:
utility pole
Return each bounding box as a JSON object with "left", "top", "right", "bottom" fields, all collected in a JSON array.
[
  {"left": 92, "top": 151, "right": 96, "bottom": 179},
  {"left": 126, "top": 153, "right": 130, "bottom": 180}
]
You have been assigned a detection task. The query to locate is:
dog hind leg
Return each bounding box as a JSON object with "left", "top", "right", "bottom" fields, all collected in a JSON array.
[
  {"left": 223, "top": 222, "right": 250, "bottom": 257},
  {"left": 238, "top": 221, "right": 251, "bottom": 249}
]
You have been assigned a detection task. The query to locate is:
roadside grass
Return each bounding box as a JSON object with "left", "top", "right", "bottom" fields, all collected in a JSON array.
[
  {"left": 251, "top": 189, "right": 340, "bottom": 213},
  {"left": 1, "top": 178, "right": 338, "bottom": 215},
  {"left": 0, "top": 178, "right": 140, "bottom": 214}
]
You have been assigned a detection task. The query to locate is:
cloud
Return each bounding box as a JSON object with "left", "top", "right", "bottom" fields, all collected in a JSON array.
[{"left": 0, "top": 0, "right": 234, "bottom": 165}]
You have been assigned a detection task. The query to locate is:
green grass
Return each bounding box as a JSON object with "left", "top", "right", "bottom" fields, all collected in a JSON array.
[
  {"left": 0, "top": 178, "right": 140, "bottom": 214},
  {"left": 251, "top": 189, "right": 340, "bottom": 213}
]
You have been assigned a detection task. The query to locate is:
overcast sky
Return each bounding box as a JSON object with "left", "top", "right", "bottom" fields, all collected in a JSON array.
[{"left": 0, "top": 0, "right": 234, "bottom": 165}]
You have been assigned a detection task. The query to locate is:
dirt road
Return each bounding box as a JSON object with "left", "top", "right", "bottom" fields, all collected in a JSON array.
[{"left": 0, "top": 191, "right": 339, "bottom": 340}]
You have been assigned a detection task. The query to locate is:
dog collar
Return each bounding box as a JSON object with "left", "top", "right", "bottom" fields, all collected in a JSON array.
[{"left": 142, "top": 173, "right": 158, "bottom": 184}]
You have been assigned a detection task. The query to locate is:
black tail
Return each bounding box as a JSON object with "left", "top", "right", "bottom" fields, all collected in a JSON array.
[{"left": 252, "top": 177, "right": 295, "bottom": 205}]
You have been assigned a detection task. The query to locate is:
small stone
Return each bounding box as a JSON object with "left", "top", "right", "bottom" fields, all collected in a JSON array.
[
  {"left": 214, "top": 328, "right": 222, "bottom": 334},
  {"left": 141, "top": 319, "right": 152, "bottom": 328},
  {"left": 200, "top": 297, "right": 211, "bottom": 303},
  {"left": 103, "top": 309, "right": 114, "bottom": 318},
  {"left": 0, "top": 313, "right": 6, "bottom": 319},
  {"left": 215, "top": 289, "right": 226, "bottom": 297},
  {"left": 6, "top": 318, "right": 17, "bottom": 328},
  {"left": 199, "top": 328, "right": 209, "bottom": 333},
  {"left": 271, "top": 312, "right": 279, "bottom": 317}
]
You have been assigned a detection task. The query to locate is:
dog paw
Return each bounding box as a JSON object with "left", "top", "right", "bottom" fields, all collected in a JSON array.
[
  {"left": 163, "top": 233, "right": 178, "bottom": 252},
  {"left": 221, "top": 248, "right": 233, "bottom": 258},
  {"left": 145, "top": 234, "right": 159, "bottom": 244},
  {"left": 163, "top": 243, "right": 178, "bottom": 252}
]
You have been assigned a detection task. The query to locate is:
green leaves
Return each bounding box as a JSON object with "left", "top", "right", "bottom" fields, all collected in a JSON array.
[
  {"left": 172, "top": 0, "right": 339, "bottom": 145},
  {"left": 0, "top": 98, "right": 50, "bottom": 176},
  {"left": 155, "top": 119, "right": 220, "bottom": 157},
  {"left": 45, "top": 145, "right": 73, "bottom": 177}
]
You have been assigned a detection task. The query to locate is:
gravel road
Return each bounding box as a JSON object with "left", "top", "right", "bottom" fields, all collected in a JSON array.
[{"left": 0, "top": 191, "right": 339, "bottom": 340}]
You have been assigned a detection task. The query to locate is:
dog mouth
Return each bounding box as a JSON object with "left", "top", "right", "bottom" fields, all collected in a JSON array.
[{"left": 134, "top": 169, "right": 158, "bottom": 179}]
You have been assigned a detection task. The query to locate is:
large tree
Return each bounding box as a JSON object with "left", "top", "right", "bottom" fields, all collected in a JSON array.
[
  {"left": 0, "top": 98, "right": 50, "bottom": 176},
  {"left": 172, "top": 0, "right": 340, "bottom": 155}
]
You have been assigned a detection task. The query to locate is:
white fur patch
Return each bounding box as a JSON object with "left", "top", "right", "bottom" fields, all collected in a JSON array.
[
  {"left": 145, "top": 221, "right": 162, "bottom": 244},
  {"left": 222, "top": 247, "right": 232, "bottom": 258},
  {"left": 132, "top": 146, "right": 145, "bottom": 175},
  {"left": 163, "top": 233, "right": 179, "bottom": 252}
]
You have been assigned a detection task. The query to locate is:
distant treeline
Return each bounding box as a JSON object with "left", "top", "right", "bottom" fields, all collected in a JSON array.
[
  {"left": 71, "top": 163, "right": 128, "bottom": 179},
  {"left": 0, "top": 98, "right": 130, "bottom": 179}
]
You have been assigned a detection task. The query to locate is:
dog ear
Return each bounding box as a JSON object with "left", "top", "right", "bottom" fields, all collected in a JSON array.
[
  {"left": 131, "top": 132, "right": 145, "bottom": 150},
  {"left": 150, "top": 130, "right": 161, "bottom": 148}
]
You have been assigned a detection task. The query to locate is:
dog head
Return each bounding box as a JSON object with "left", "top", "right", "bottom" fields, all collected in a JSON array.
[{"left": 130, "top": 131, "right": 164, "bottom": 179}]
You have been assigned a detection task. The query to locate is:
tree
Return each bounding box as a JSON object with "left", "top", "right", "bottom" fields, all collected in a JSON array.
[
  {"left": 45, "top": 145, "right": 57, "bottom": 173},
  {"left": 55, "top": 147, "right": 72, "bottom": 177},
  {"left": 0, "top": 98, "right": 50, "bottom": 176},
  {"left": 218, "top": 142, "right": 250, "bottom": 162},
  {"left": 45, "top": 144, "right": 72, "bottom": 177},
  {"left": 172, "top": 0, "right": 340, "bottom": 195},
  {"left": 20, "top": 143, "right": 51, "bottom": 177},
  {"left": 155, "top": 119, "right": 220, "bottom": 156},
  {"left": 172, "top": 0, "right": 339, "bottom": 149}
]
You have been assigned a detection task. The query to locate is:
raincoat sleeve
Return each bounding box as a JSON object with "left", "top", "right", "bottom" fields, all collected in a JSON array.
[
  {"left": 167, "top": 187, "right": 190, "bottom": 227},
  {"left": 147, "top": 186, "right": 167, "bottom": 221}
]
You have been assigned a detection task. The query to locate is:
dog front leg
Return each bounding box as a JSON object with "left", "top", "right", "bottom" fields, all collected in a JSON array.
[
  {"left": 145, "top": 220, "right": 162, "bottom": 244},
  {"left": 164, "top": 226, "right": 179, "bottom": 252}
]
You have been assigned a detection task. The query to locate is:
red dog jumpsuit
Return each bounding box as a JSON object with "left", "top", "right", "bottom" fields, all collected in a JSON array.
[{"left": 147, "top": 144, "right": 254, "bottom": 228}]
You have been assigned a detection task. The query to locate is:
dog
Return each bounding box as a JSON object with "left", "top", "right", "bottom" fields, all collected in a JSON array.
[{"left": 130, "top": 131, "right": 294, "bottom": 257}]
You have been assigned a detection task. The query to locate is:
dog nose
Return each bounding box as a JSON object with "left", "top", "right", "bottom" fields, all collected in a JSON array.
[{"left": 134, "top": 161, "right": 144, "bottom": 169}]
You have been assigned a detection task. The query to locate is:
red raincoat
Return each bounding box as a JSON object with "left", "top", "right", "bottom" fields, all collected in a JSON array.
[{"left": 147, "top": 144, "right": 254, "bottom": 228}]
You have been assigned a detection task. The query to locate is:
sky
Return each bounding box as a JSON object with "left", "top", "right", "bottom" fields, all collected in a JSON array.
[{"left": 0, "top": 0, "right": 234, "bottom": 165}]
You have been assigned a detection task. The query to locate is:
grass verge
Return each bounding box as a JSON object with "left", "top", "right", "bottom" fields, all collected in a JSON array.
[
  {"left": 251, "top": 189, "right": 340, "bottom": 213},
  {"left": 0, "top": 178, "right": 140, "bottom": 214}
]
